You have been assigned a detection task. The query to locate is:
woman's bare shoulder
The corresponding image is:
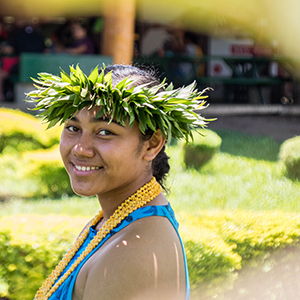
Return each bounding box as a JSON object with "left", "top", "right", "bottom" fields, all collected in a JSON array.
[{"left": 82, "top": 216, "right": 186, "bottom": 300}]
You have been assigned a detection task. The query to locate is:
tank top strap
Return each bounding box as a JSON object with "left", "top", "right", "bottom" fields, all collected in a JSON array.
[{"left": 121, "top": 203, "right": 180, "bottom": 229}]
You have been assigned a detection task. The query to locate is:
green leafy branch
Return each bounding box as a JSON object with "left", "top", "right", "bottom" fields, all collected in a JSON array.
[{"left": 26, "top": 64, "right": 211, "bottom": 142}]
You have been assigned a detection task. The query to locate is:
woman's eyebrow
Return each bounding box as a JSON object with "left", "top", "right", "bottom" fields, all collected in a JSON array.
[
  {"left": 67, "top": 116, "right": 80, "bottom": 123},
  {"left": 91, "top": 116, "right": 124, "bottom": 127},
  {"left": 66, "top": 116, "right": 123, "bottom": 127}
]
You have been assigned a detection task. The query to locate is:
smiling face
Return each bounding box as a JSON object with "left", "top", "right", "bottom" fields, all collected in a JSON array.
[{"left": 59, "top": 107, "right": 154, "bottom": 201}]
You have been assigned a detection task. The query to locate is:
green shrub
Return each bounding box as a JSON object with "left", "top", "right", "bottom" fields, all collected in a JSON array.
[
  {"left": 179, "top": 210, "right": 300, "bottom": 288},
  {"left": 183, "top": 129, "right": 222, "bottom": 169},
  {"left": 1, "top": 210, "right": 300, "bottom": 299},
  {"left": 279, "top": 136, "right": 300, "bottom": 180},
  {"left": 184, "top": 240, "right": 238, "bottom": 287},
  {"left": 0, "top": 108, "right": 61, "bottom": 154},
  {"left": 20, "top": 146, "right": 73, "bottom": 198},
  {"left": 0, "top": 215, "right": 88, "bottom": 300},
  {"left": 0, "top": 153, "right": 33, "bottom": 199},
  {"left": 0, "top": 231, "right": 65, "bottom": 300},
  {"left": 0, "top": 146, "right": 72, "bottom": 199}
]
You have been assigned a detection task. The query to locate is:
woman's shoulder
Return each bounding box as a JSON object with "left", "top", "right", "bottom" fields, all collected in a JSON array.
[
  {"left": 121, "top": 210, "right": 179, "bottom": 242},
  {"left": 82, "top": 211, "right": 186, "bottom": 300}
]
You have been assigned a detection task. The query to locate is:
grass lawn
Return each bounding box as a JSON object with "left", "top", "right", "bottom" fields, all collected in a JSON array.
[
  {"left": 1, "top": 129, "right": 299, "bottom": 216},
  {"left": 167, "top": 130, "right": 299, "bottom": 214}
]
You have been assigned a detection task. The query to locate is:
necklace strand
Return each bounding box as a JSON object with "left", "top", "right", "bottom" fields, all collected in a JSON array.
[{"left": 34, "top": 177, "right": 162, "bottom": 300}]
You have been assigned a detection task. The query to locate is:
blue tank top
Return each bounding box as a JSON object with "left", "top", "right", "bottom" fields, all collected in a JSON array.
[{"left": 49, "top": 203, "right": 190, "bottom": 300}]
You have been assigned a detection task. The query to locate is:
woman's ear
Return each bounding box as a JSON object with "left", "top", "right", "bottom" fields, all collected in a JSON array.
[{"left": 143, "top": 130, "right": 166, "bottom": 162}]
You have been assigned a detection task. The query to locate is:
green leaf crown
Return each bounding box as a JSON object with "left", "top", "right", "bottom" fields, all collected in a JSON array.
[{"left": 26, "top": 64, "right": 211, "bottom": 142}]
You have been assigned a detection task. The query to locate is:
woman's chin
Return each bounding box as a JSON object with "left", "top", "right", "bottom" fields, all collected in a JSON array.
[{"left": 72, "top": 187, "right": 96, "bottom": 197}]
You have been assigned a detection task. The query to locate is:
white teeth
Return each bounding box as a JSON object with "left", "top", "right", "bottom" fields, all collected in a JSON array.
[{"left": 75, "top": 165, "right": 100, "bottom": 172}]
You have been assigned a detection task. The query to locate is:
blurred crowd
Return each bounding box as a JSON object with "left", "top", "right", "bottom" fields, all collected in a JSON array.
[
  {"left": 0, "top": 18, "right": 206, "bottom": 102},
  {"left": 0, "top": 17, "right": 102, "bottom": 102}
]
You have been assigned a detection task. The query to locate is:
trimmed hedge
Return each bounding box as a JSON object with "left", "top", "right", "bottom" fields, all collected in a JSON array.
[
  {"left": 279, "top": 136, "right": 300, "bottom": 180},
  {"left": 183, "top": 129, "right": 222, "bottom": 169},
  {"left": 1, "top": 210, "right": 300, "bottom": 299},
  {"left": 0, "top": 108, "right": 61, "bottom": 154},
  {"left": 179, "top": 210, "right": 300, "bottom": 287},
  {"left": 0, "top": 108, "right": 71, "bottom": 199},
  {"left": 0, "top": 146, "right": 73, "bottom": 199},
  {"left": 20, "top": 146, "right": 73, "bottom": 198},
  {"left": 0, "top": 215, "right": 87, "bottom": 300}
]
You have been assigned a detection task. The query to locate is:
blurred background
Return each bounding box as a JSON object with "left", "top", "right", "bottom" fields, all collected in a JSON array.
[{"left": 0, "top": 0, "right": 300, "bottom": 107}]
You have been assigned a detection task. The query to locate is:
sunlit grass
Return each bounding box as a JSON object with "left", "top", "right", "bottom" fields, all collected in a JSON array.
[
  {"left": 165, "top": 130, "right": 299, "bottom": 214},
  {"left": 167, "top": 146, "right": 299, "bottom": 213},
  {"left": 0, "top": 197, "right": 99, "bottom": 218}
]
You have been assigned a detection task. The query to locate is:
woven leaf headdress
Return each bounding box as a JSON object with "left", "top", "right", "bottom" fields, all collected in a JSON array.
[{"left": 26, "top": 64, "right": 211, "bottom": 142}]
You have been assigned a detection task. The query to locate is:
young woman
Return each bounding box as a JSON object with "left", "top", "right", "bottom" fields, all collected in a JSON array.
[{"left": 27, "top": 64, "right": 210, "bottom": 300}]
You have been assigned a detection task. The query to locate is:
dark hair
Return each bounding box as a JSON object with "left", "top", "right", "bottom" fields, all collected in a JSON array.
[
  {"left": 102, "top": 64, "right": 170, "bottom": 190},
  {"left": 103, "top": 64, "right": 160, "bottom": 88}
]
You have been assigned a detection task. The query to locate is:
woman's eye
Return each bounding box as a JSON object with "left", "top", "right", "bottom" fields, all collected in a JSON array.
[
  {"left": 66, "top": 126, "right": 79, "bottom": 133},
  {"left": 98, "top": 130, "right": 113, "bottom": 136}
]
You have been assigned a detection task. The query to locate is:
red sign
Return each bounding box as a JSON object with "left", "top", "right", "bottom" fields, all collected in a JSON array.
[{"left": 231, "top": 44, "right": 253, "bottom": 55}]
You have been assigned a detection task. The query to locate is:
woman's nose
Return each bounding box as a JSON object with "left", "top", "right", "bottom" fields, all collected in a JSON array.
[{"left": 72, "top": 134, "right": 95, "bottom": 158}]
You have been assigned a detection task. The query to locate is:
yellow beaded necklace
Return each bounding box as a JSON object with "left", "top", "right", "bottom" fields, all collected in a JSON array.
[{"left": 34, "top": 177, "right": 162, "bottom": 300}]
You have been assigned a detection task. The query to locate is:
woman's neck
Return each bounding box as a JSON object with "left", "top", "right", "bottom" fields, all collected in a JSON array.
[{"left": 96, "top": 174, "right": 155, "bottom": 221}]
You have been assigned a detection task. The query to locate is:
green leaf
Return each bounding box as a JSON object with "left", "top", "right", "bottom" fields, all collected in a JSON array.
[
  {"left": 80, "top": 88, "right": 88, "bottom": 98},
  {"left": 73, "top": 94, "right": 80, "bottom": 106},
  {"left": 88, "top": 66, "right": 99, "bottom": 84},
  {"left": 165, "top": 82, "right": 174, "bottom": 91},
  {"left": 78, "top": 100, "right": 93, "bottom": 111},
  {"left": 112, "top": 89, "right": 121, "bottom": 102},
  {"left": 65, "top": 86, "right": 81, "bottom": 94},
  {"left": 104, "top": 72, "right": 112, "bottom": 83},
  {"left": 62, "top": 107, "right": 77, "bottom": 123},
  {"left": 47, "top": 118, "right": 60, "bottom": 129},
  {"left": 128, "top": 108, "right": 135, "bottom": 127},
  {"left": 60, "top": 69, "right": 72, "bottom": 83},
  {"left": 115, "top": 76, "right": 130, "bottom": 90},
  {"left": 146, "top": 114, "right": 156, "bottom": 131}
]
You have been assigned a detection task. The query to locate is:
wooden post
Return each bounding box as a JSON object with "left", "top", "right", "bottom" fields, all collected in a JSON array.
[{"left": 102, "top": 0, "right": 136, "bottom": 64}]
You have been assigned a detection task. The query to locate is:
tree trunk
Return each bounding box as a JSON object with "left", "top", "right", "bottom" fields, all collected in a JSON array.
[{"left": 102, "top": 0, "right": 136, "bottom": 65}]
